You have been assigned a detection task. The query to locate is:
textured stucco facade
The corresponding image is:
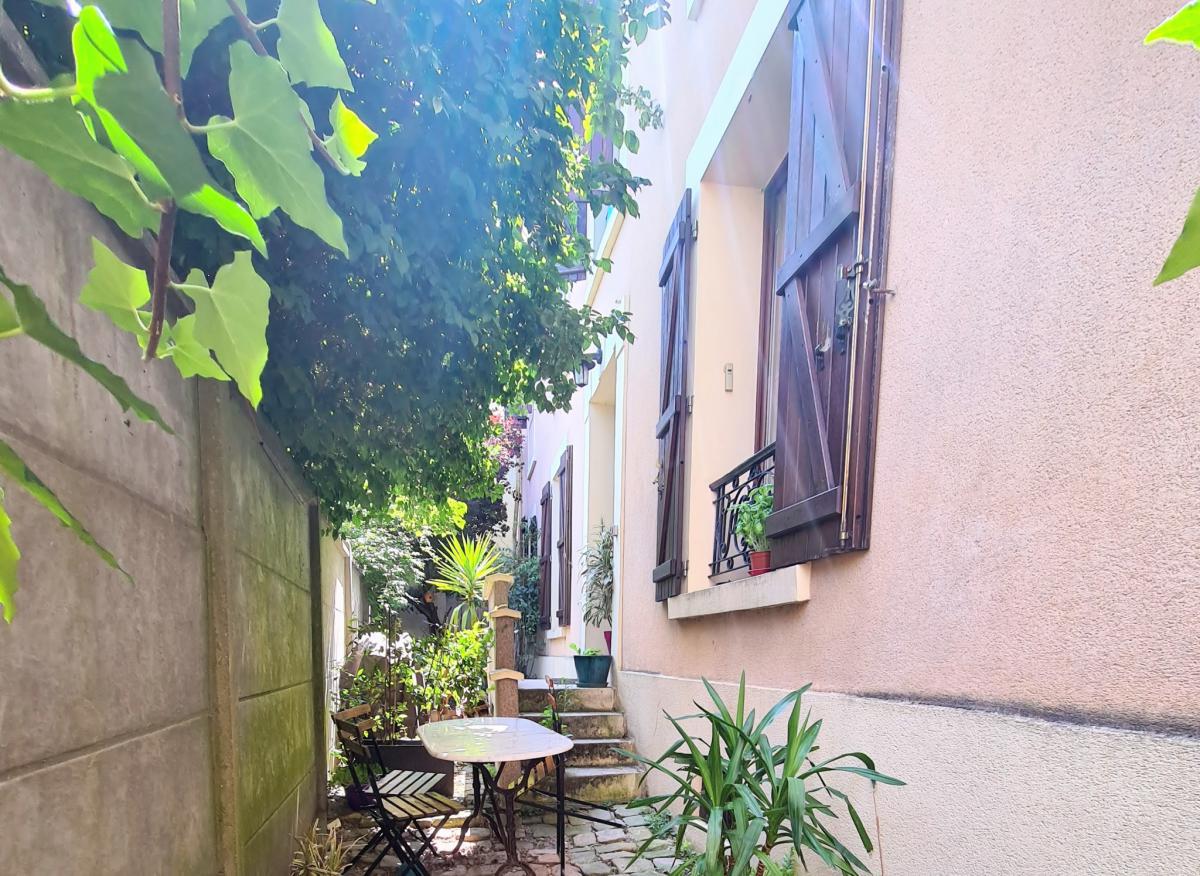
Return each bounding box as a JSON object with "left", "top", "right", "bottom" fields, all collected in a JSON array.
[{"left": 520, "top": 0, "right": 1200, "bottom": 871}]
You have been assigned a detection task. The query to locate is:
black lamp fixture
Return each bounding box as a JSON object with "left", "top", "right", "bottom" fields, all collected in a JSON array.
[{"left": 572, "top": 348, "right": 603, "bottom": 388}]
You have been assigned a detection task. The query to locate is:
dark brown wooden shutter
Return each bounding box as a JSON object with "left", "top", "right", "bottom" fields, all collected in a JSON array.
[
  {"left": 653, "top": 192, "right": 693, "bottom": 600},
  {"left": 556, "top": 446, "right": 574, "bottom": 625},
  {"left": 766, "top": 0, "right": 899, "bottom": 565},
  {"left": 538, "top": 482, "right": 553, "bottom": 629}
]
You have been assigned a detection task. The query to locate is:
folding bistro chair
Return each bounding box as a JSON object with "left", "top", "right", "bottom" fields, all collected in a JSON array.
[{"left": 333, "top": 709, "right": 459, "bottom": 876}]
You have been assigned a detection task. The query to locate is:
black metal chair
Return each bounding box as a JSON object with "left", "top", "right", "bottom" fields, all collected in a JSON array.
[{"left": 334, "top": 710, "right": 458, "bottom": 876}]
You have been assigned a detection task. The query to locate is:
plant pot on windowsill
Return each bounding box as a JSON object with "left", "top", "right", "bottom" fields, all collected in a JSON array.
[
  {"left": 572, "top": 652, "right": 613, "bottom": 688},
  {"left": 749, "top": 550, "right": 772, "bottom": 576}
]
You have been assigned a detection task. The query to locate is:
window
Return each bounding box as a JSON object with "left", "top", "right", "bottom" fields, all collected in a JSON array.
[{"left": 755, "top": 160, "right": 789, "bottom": 449}]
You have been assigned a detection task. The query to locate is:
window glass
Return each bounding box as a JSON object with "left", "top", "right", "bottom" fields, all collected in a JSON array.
[{"left": 759, "top": 166, "right": 788, "bottom": 446}]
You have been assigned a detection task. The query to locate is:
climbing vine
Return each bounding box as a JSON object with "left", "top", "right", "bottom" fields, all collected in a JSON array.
[{"left": 0, "top": 0, "right": 377, "bottom": 620}]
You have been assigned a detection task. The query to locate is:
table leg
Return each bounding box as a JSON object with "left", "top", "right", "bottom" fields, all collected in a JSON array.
[
  {"left": 555, "top": 754, "right": 566, "bottom": 876},
  {"left": 447, "top": 764, "right": 495, "bottom": 857}
]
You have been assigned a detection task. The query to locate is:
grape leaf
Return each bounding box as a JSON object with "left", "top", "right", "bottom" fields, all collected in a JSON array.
[
  {"left": 157, "top": 315, "right": 231, "bottom": 382},
  {"left": 276, "top": 0, "right": 353, "bottom": 90},
  {"left": 79, "top": 238, "right": 151, "bottom": 338},
  {"left": 1145, "top": 2, "right": 1200, "bottom": 48},
  {"left": 0, "top": 100, "right": 158, "bottom": 238},
  {"left": 323, "top": 94, "right": 377, "bottom": 176},
  {"left": 206, "top": 43, "right": 347, "bottom": 254},
  {"left": 174, "top": 252, "right": 271, "bottom": 406},
  {"left": 0, "top": 263, "right": 172, "bottom": 433},
  {"left": 0, "top": 296, "right": 19, "bottom": 339},
  {"left": 0, "top": 487, "right": 18, "bottom": 623},
  {"left": 82, "top": 0, "right": 231, "bottom": 75},
  {"left": 0, "top": 438, "right": 131, "bottom": 599},
  {"left": 179, "top": 186, "right": 268, "bottom": 255}
]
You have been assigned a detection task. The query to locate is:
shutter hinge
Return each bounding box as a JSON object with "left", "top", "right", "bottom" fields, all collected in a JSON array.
[
  {"left": 839, "top": 260, "right": 868, "bottom": 280},
  {"left": 690, "top": 220, "right": 699, "bottom": 241},
  {"left": 683, "top": 560, "right": 689, "bottom": 577},
  {"left": 686, "top": 394, "right": 694, "bottom": 414}
]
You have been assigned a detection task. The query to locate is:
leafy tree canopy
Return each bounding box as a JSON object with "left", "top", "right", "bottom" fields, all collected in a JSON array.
[{"left": 178, "top": 0, "right": 666, "bottom": 524}]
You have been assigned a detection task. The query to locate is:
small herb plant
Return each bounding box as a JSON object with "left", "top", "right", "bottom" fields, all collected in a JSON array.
[
  {"left": 581, "top": 522, "right": 616, "bottom": 629},
  {"left": 570, "top": 643, "right": 602, "bottom": 657},
  {"left": 733, "top": 483, "right": 773, "bottom": 553},
  {"left": 291, "top": 821, "right": 359, "bottom": 876},
  {"left": 622, "top": 673, "right": 903, "bottom": 876}
]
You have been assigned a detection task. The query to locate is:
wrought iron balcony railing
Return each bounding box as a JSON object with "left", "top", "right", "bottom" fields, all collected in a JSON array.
[{"left": 709, "top": 442, "right": 775, "bottom": 581}]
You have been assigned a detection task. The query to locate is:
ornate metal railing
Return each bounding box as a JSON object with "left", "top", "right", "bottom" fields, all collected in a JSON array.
[{"left": 709, "top": 443, "right": 775, "bottom": 580}]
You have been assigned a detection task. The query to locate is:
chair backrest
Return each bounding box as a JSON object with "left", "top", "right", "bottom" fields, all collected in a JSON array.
[{"left": 333, "top": 704, "right": 388, "bottom": 772}]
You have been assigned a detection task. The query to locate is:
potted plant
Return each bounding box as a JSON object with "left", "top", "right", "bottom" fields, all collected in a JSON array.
[
  {"left": 734, "top": 483, "right": 773, "bottom": 576},
  {"left": 581, "top": 522, "right": 615, "bottom": 653},
  {"left": 570, "top": 643, "right": 612, "bottom": 688},
  {"left": 621, "top": 673, "right": 904, "bottom": 875}
]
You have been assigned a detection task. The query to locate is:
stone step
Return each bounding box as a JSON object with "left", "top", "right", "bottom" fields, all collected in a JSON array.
[
  {"left": 520, "top": 711, "right": 626, "bottom": 739},
  {"left": 518, "top": 684, "right": 616, "bottom": 714},
  {"left": 535, "top": 766, "right": 643, "bottom": 805},
  {"left": 565, "top": 738, "right": 636, "bottom": 767}
]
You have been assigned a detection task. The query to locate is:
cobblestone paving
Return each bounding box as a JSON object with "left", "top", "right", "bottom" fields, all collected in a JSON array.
[{"left": 337, "top": 803, "right": 679, "bottom": 876}]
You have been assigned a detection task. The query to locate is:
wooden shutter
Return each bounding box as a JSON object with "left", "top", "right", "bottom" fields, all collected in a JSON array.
[
  {"left": 538, "top": 483, "right": 552, "bottom": 629},
  {"left": 766, "top": 0, "right": 899, "bottom": 565},
  {"left": 556, "top": 446, "right": 574, "bottom": 625},
  {"left": 653, "top": 192, "right": 693, "bottom": 600}
]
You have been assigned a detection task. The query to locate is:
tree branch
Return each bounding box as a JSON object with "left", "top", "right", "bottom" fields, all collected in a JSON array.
[
  {"left": 224, "top": 0, "right": 346, "bottom": 173},
  {"left": 146, "top": 0, "right": 182, "bottom": 360}
]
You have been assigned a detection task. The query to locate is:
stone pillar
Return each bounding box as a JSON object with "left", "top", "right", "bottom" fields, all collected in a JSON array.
[{"left": 485, "top": 574, "right": 523, "bottom": 717}]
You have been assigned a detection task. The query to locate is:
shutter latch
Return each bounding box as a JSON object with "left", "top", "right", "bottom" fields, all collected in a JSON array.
[
  {"left": 864, "top": 278, "right": 896, "bottom": 300},
  {"left": 839, "top": 260, "right": 867, "bottom": 280}
]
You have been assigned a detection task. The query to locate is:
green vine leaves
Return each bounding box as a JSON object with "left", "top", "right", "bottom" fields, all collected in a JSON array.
[
  {"left": 0, "top": 0, "right": 375, "bottom": 620},
  {"left": 1147, "top": 3, "right": 1200, "bottom": 284}
]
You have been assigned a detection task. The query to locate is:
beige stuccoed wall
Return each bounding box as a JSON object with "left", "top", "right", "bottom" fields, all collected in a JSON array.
[{"left": 571, "top": 0, "right": 1200, "bottom": 870}]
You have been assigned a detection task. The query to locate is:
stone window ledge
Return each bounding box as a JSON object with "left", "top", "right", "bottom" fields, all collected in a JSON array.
[{"left": 667, "top": 564, "right": 810, "bottom": 620}]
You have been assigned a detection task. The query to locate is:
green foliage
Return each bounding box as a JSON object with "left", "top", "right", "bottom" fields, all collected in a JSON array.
[
  {"left": 581, "top": 522, "right": 615, "bottom": 629},
  {"left": 0, "top": 488, "right": 19, "bottom": 624},
  {"left": 733, "top": 484, "right": 773, "bottom": 554},
  {"left": 178, "top": 0, "right": 667, "bottom": 525},
  {"left": 345, "top": 517, "right": 431, "bottom": 622},
  {"left": 0, "top": 0, "right": 376, "bottom": 619},
  {"left": 291, "top": 820, "right": 358, "bottom": 876},
  {"left": 1146, "top": 4, "right": 1200, "bottom": 283},
  {"left": 430, "top": 534, "right": 502, "bottom": 631},
  {"left": 341, "top": 623, "right": 493, "bottom": 739},
  {"left": 502, "top": 547, "right": 542, "bottom": 677},
  {"left": 623, "top": 674, "right": 903, "bottom": 876},
  {"left": 569, "top": 643, "right": 601, "bottom": 657}
]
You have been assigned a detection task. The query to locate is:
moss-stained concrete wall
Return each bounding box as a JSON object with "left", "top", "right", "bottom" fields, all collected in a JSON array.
[{"left": 0, "top": 21, "right": 330, "bottom": 874}]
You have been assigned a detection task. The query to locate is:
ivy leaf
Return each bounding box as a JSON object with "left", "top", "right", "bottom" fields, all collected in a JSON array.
[
  {"left": 1154, "top": 187, "right": 1200, "bottom": 285},
  {"left": 0, "top": 296, "right": 19, "bottom": 339},
  {"left": 82, "top": 0, "right": 231, "bottom": 75},
  {"left": 0, "top": 100, "right": 158, "bottom": 238},
  {"left": 0, "top": 487, "right": 18, "bottom": 623},
  {"left": 0, "top": 263, "right": 172, "bottom": 433},
  {"left": 276, "top": 0, "right": 353, "bottom": 91},
  {"left": 179, "top": 186, "right": 268, "bottom": 255},
  {"left": 207, "top": 43, "right": 347, "bottom": 254},
  {"left": 323, "top": 94, "right": 377, "bottom": 176},
  {"left": 0, "top": 438, "right": 132, "bottom": 602},
  {"left": 157, "top": 315, "right": 231, "bottom": 381},
  {"left": 79, "top": 238, "right": 151, "bottom": 338},
  {"left": 174, "top": 252, "right": 271, "bottom": 405},
  {"left": 1145, "top": 2, "right": 1200, "bottom": 47}
]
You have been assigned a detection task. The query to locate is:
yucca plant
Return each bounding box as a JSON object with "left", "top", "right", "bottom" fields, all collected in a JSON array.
[
  {"left": 622, "top": 674, "right": 903, "bottom": 876},
  {"left": 581, "top": 522, "right": 615, "bottom": 629},
  {"left": 430, "top": 535, "right": 501, "bottom": 630},
  {"left": 291, "top": 821, "right": 359, "bottom": 875}
]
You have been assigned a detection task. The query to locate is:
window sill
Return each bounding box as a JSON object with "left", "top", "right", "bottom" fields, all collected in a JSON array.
[{"left": 667, "top": 564, "right": 810, "bottom": 620}]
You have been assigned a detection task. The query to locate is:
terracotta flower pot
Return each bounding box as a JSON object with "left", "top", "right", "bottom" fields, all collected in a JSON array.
[{"left": 749, "top": 550, "right": 771, "bottom": 576}]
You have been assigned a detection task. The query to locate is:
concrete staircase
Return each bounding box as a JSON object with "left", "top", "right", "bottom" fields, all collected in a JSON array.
[{"left": 518, "top": 681, "right": 641, "bottom": 804}]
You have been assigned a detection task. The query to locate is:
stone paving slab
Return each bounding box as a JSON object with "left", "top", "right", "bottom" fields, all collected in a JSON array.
[{"left": 337, "top": 802, "right": 678, "bottom": 876}]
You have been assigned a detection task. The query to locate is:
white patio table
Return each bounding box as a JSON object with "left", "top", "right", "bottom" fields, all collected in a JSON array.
[{"left": 418, "top": 717, "right": 573, "bottom": 876}]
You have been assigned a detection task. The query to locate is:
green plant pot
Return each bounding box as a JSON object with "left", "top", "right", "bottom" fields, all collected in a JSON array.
[{"left": 573, "top": 654, "right": 613, "bottom": 688}]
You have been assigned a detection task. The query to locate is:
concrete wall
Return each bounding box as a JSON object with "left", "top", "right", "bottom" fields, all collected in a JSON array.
[
  {"left": 521, "top": 0, "right": 1200, "bottom": 870},
  {"left": 0, "top": 27, "right": 343, "bottom": 872}
]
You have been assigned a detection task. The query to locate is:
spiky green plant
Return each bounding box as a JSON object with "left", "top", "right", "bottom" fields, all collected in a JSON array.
[
  {"left": 581, "top": 522, "right": 615, "bottom": 629},
  {"left": 429, "top": 535, "right": 501, "bottom": 630},
  {"left": 621, "top": 673, "right": 904, "bottom": 876}
]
